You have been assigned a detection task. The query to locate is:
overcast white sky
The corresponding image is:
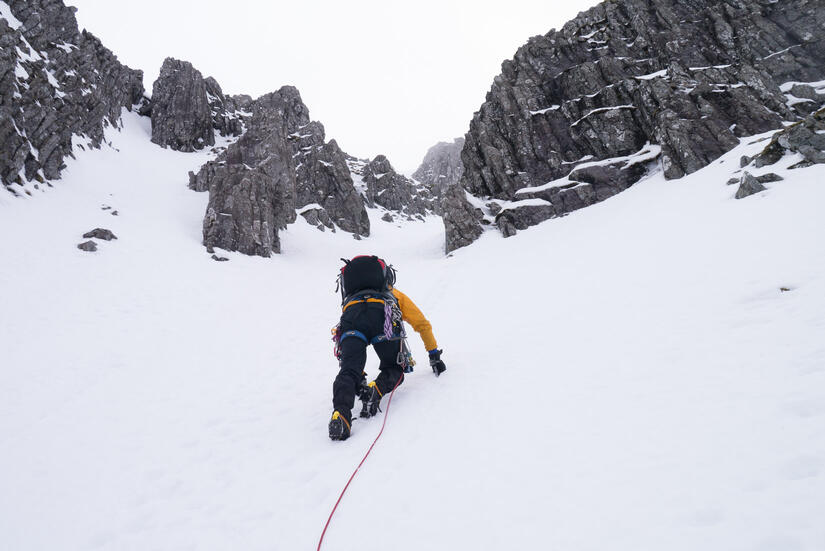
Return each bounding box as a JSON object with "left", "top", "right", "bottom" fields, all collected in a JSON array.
[{"left": 69, "top": 0, "right": 600, "bottom": 172}]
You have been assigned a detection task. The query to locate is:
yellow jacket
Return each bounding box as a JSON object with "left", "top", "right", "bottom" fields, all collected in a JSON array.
[
  {"left": 391, "top": 288, "right": 438, "bottom": 352},
  {"left": 341, "top": 287, "right": 439, "bottom": 351}
]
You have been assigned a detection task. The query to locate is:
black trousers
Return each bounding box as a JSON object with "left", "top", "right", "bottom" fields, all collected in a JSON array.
[{"left": 333, "top": 302, "right": 405, "bottom": 416}]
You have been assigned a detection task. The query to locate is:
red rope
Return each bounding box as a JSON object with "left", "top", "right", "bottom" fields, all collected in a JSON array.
[{"left": 317, "top": 373, "right": 404, "bottom": 551}]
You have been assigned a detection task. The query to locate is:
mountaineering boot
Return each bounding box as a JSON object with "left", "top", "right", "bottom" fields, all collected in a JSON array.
[
  {"left": 329, "top": 410, "right": 351, "bottom": 441},
  {"left": 359, "top": 381, "right": 383, "bottom": 418}
]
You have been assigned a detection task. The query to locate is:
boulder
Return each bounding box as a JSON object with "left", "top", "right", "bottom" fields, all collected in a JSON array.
[
  {"left": 300, "top": 208, "right": 335, "bottom": 232},
  {"left": 82, "top": 228, "right": 117, "bottom": 241},
  {"left": 496, "top": 201, "right": 558, "bottom": 237},
  {"left": 735, "top": 172, "right": 767, "bottom": 199}
]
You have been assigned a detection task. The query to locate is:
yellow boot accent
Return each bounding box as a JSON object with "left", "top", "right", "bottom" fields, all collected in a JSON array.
[
  {"left": 367, "top": 381, "right": 383, "bottom": 398},
  {"left": 332, "top": 411, "right": 351, "bottom": 431}
]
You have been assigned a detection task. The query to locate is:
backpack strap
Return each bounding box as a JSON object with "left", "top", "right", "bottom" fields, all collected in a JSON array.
[
  {"left": 342, "top": 296, "right": 386, "bottom": 312},
  {"left": 341, "top": 289, "right": 395, "bottom": 309}
]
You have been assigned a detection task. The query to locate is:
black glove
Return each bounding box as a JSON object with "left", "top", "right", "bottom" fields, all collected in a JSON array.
[{"left": 429, "top": 349, "right": 446, "bottom": 377}]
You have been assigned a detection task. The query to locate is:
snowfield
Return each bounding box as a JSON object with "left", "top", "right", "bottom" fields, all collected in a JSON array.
[{"left": 1, "top": 113, "right": 824, "bottom": 551}]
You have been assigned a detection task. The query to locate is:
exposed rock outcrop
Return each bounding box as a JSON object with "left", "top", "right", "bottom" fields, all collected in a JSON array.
[
  {"left": 292, "top": 123, "right": 369, "bottom": 235},
  {"left": 442, "top": 184, "right": 484, "bottom": 253},
  {"left": 150, "top": 58, "right": 214, "bottom": 151},
  {"left": 204, "top": 77, "right": 249, "bottom": 138},
  {"left": 445, "top": 0, "right": 825, "bottom": 251},
  {"left": 734, "top": 171, "right": 767, "bottom": 199},
  {"left": 193, "top": 87, "right": 369, "bottom": 256},
  {"left": 202, "top": 154, "right": 295, "bottom": 257},
  {"left": 498, "top": 144, "right": 661, "bottom": 232},
  {"left": 413, "top": 137, "right": 465, "bottom": 201},
  {"left": 360, "top": 155, "right": 435, "bottom": 219},
  {"left": 1, "top": 0, "right": 145, "bottom": 195},
  {"left": 751, "top": 106, "right": 825, "bottom": 168}
]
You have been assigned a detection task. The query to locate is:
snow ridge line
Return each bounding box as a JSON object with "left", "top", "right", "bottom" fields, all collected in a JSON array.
[{"left": 317, "top": 373, "right": 405, "bottom": 550}]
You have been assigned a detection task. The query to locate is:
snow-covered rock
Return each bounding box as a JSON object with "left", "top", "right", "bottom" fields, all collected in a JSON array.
[
  {"left": 0, "top": 0, "right": 144, "bottom": 196},
  {"left": 361, "top": 155, "right": 435, "bottom": 219},
  {"left": 192, "top": 87, "right": 369, "bottom": 256},
  {"left": 445, "top": 0, "right": 825, "bottom": 250}
]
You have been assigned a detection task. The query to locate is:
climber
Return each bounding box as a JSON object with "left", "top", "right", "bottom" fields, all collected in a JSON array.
[{"left": 328, "top": 255, "right": 446, "bottom": 441}]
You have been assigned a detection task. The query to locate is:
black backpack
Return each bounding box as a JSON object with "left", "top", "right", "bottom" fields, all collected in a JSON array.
[{"left": 337, "top": 255, "right": 396, "bottom": 304}]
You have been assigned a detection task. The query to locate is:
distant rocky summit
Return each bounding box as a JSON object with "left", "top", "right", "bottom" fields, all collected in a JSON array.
[
  {"left": 147, "top": 57, "right": 250, "bottom": 151},
  {"left": 149, "top": 58, "right": 214, "bottom": 152},
  {"left": 191, "top": 89, "right": 439, "bottom": 256},
  {"left": 413, "top": 137, "right": 465, "bottom": 202},
  {"left": 359, "top": 155, "right": 435, "bottom": 219},
  {"left": 1, "top": 0, "right": 144, "bottom": 195},
  {"left": 444, "top": 0, "right": 825, "bottom": 252}
]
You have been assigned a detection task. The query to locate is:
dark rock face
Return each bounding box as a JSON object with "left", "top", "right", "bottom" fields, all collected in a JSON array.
[
  {"left": 499, "top": 144, "right": 660, "bottom": 233},
  {"left": 204, "top": 77, "right": 249, "bottom": 138},
  {"left": 203, "top": 157, "right": 294, "bottom": 257},
  {"left": 360, "top": 155, "right": 435, "bottom": 219},
  {"left": 446, "top": 0, "right": 825, "bottom": 250},
  {"left": 77, "top": 240, "right": 97, "bottom": 251},
  {"left": 442, "top": 183, "right": 484, "bottom": 253},
  {"left": 1, "top": 0, "right": 145, "bottom": 195},
  {"left": 413, "top": 137, "right": 465, "bottom": 201},
  {"left": 150, "top": 58, "right": 214, "bottom": 151},
  {"left": 292, "top": 126, "right": 369, "bottom": 236},
  {"left": 193, "top": 87, "right": 369, "bottom": 256},
  {"left": 751, "top": 107, "right": 825, "bottom": 168}
]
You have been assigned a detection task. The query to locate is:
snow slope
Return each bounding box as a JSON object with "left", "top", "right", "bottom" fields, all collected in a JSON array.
[{"left": 1, "top": 113, "right": 824, "bottom": 551}]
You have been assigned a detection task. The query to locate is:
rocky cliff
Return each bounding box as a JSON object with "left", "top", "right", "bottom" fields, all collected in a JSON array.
[
  {"left": 412, "top": 137, "right": 465, "bottom": 204},
  {"left": 1, "top": 0, "right": 145, "bottom": 195},
  {"left": 445, "top": 0, "right": 825, "bottom": 252},
  {"left": 354, "top": 155, "right": 436, "bottom": 221},
  {"left": 191, "top": 87, "right": 370, "bottom": 256},
  {"left": 0, "top": 0, "right": 424, "bottom": 257},
  {"left": 147, "top": 57, "right": 250, "bottom": 151},
  {"left": 189, "top": 81, "right": 441, "bottom": 255},
  {"left": 149, "top": 58, "right": 214, "bottom": 151}
]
